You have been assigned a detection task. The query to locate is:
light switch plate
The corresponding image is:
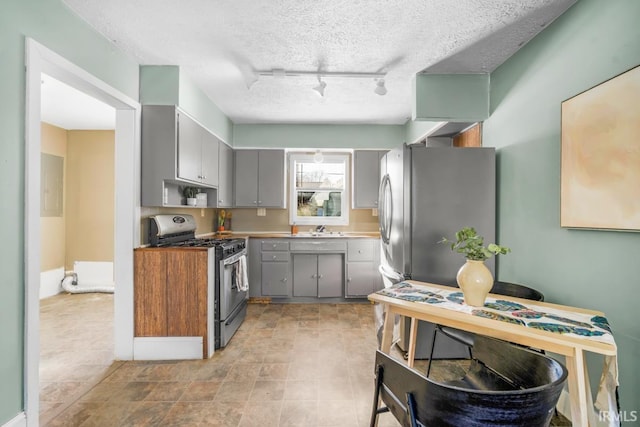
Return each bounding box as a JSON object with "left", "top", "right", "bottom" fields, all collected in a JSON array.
[{"left": 257, "top": 208, "right": 266, "bottom": 216}]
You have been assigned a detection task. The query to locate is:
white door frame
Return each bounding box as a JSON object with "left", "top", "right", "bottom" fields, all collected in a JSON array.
[{"left": 24, "top": 38, "right": 140, "bottom": 426}]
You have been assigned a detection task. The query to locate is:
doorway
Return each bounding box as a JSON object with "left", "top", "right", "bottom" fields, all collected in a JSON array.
[
  {"left": 39, "top": 73, "right": 117, "bottom": 422},
  {"left": 25, "top": 38, "right": 140, "bottom": 426}
]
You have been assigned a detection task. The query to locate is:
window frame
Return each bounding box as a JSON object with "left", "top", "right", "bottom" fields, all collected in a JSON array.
[{"left": 288, "top": 153, "right": 350, "bottom": 226}]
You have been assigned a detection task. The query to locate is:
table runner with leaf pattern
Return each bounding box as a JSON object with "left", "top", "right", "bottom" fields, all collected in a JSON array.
[{"left": 377, "top": 281, "right": 615, "bottom": 345}]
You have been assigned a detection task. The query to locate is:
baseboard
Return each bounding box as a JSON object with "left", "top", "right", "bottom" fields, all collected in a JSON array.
[
  {"left": 40, "top": 267, "right": 64, "bottom": 299},
  {"left": 133, "top": 337, "right": 203, "bottom": 360},
  {"left": 2, "top": 412, "right": 26, "bottom": 427}
]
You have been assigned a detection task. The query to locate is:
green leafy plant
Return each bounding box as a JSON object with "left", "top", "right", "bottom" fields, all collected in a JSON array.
[
  {"left": 182, "top": 186, "right": 199, "bottom": 199},
  {"left": 439, "top": 227, "right": 510, "bottom": 261}
]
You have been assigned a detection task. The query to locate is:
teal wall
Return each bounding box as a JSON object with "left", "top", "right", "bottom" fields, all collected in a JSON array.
[
  {"left": 140, "top": 65, "right": 234, "bottom": 143},
  {"left": 178, "top": 71, "right": 233, "bottom": 143},
  {"left": 233, "top": 123, "right": 405, "bottom": 149},
  {"left": 484, "top": 0, "right": 640, "bottom": 419},
  {"left": 413, "top": 73, "right": 490, "bottom": 121},
  {"left": 0, "top": 0, "right": 140, "bottom": 423},
  {"left": 404, "top": 119, "right": 444, "bottom": 144},
  {"left": 139, "top": 65, "right": 180, "bottom": 105}
]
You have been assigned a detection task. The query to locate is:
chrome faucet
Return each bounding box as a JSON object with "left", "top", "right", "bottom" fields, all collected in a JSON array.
[{"left": 316, "top": 225, "right": 326, "bottom": 233}]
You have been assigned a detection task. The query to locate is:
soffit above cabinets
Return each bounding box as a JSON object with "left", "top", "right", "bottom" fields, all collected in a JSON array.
[{"left": 61, "top": 0, "right": 576, "bottom": 125}]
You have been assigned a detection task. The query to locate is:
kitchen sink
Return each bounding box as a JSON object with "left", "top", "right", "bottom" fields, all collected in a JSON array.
[{"left": 291, "top": 232, "right": 345, "bottom": 238}]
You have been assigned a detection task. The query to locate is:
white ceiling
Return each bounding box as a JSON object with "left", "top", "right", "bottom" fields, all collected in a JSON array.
[
  {"left": 41, "top": 74, "right": 115, "bottom": 130},
  {"left": 57, "top": 0, "right": 575, "bottom": 127}
]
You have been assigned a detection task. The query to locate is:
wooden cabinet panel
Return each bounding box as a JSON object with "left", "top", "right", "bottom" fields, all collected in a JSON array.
[
  {"left": 453, "top": 123, "right": 482, "bottom": 147},
  {"left": 134, "top": 248, "right": 211, "bottom": 358},
  {"left": 165, "top": 251, "right": 207, "bottom": 341},
  {"left": 134, "top": 250, "right": 168, "bottom": 336}
]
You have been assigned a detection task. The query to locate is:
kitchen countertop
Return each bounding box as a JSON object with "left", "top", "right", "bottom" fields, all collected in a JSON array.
[{"left": 202, "top": 231, "right": 381, "bottom": 239}]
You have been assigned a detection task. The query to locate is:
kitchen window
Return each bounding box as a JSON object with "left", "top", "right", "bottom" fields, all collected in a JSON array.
[{"left": 289, "top": 153, "right": 349, "bottom": 226}]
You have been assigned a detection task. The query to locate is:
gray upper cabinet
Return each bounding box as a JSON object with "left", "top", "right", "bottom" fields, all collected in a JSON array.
[
  {"left": 234, "top": 149, "right": 285, "bottom": 208},
  {"left": 141, "top": 105, "right": 223, "bottom": 207},
  {"left": 353, "top": 150, "right": 388, "bottom": 208},
  {"left": 217, "top": 142, "right": 233, "bottom": 207},
  {"left": 177, "top": 110, "right": 219, "bottom": 187}
]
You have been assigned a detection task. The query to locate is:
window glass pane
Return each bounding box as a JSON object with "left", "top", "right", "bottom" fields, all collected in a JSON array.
[
  {"left": 297, "top": 191, "right": 342, "bottom": 217},
  {"left": 295, "top": 161, "right": 344, "bottom": 189}
]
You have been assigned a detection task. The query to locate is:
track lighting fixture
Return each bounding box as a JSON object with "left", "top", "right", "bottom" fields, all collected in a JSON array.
[
  {"left": 313, "top": 150, "right": 324, "bottom": 163},
  {"left": 254, "top": 69, "right": 388, "bottom": 96},
  {"left": 374, "top": 79, "right": 387, "bottom": 96},
  {"left": 313, "top": 77, "right": 326, "bottom": 97}
]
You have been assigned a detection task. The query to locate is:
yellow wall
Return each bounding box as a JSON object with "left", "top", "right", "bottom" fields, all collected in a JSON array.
[
  {"left": 40, "top": 123, "right": 67, "bottom": 272},
  {"left": 65, "top": 130, "right": 115, "bottom": 269}
]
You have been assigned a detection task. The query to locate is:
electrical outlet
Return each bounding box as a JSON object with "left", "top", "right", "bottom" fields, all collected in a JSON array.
[
  {"left": 257, "top": 208, "right": 266, "bottom": 217},
  {"left": 200, "top": 208, "right": 205, "bottom": 217},
  {"left": 372, "top": 208, "right": 378, "bottom": 217}
]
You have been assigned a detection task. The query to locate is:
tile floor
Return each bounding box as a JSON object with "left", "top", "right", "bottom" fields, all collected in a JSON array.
[{"left": 40, "top": 293, "right": 569, "bottom": 426}]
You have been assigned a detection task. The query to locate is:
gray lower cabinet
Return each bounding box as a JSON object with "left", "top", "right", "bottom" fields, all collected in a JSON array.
[
  {"left": 259, "top": 240, "right": 291, "bottom": 296},
  {"left": 234, "top": 149, "right": 285, "bottom": 208},
  {"left": 248, "top": 237, "right": 379, "bottom": 299},
  {"left": 293, "top": 254, "right": 343, "bottom": 298},
  {"left": 345, "top": 239, "right": 382, "bottom": 297}
]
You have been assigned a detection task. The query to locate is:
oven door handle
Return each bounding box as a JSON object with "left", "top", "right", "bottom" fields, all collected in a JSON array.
[{"left": 223, "top": 249, "right": 247, "bottom": 266}]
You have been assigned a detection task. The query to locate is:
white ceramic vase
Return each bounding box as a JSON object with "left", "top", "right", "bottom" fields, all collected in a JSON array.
[
  {"left": 186, "top": 197, "right": 197, "bottom": 206},
  {"left": 456, "top": 259, "right": 493, "bottom": 307}
]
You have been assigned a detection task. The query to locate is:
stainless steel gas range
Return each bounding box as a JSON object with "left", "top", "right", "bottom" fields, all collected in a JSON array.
[{"left": 148, "top": 214, "right": 248, "bottom": 350}]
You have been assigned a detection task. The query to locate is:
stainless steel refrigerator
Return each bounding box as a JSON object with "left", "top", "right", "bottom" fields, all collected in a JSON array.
[{"left": 378, "top": 144, "right": 496, "bottom": 358}]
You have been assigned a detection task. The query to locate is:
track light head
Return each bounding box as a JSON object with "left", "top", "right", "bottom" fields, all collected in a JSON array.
[
  {"left": 374, "top": 79, "right": 387, "bottom": 96},
  {"left": 313, "top": 78, "right": 326, "bottom": 97}
]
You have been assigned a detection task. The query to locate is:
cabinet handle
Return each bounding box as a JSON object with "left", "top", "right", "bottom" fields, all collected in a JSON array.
[
  {"left": 272, "top": 244, "right": 277, "bottom": 248},
  {"left": 347, "top": 277, "right": 352, "bottom": 282},
  {"left": 282, "top": 278, "right": 287, "bottom": 282},
  {"left": 219, "top": 199, "right": 223, "bottom": 203},
  {"left": 258, "top": 200, "right": 262, "bottom": 204},
  {"left": 202, "top": 175, "right": 206, "bottom": 179},
  {"left": 358, "top": 250, "right": 362, "bottom": 254},
  {"left": 311, "top": 274, "right": 317, "bottom": 279},
  {"left": 374, "top": 201, "right": 378, "bottom": 205},
  {"left": 253, "top": 201, "right": 257, "bottom": 204},
  {"left": 272, "top": 255, "right": 277, "bottom": 260},
  {"left": 318, "top": 274, "right": 324, "bottom": 279}
]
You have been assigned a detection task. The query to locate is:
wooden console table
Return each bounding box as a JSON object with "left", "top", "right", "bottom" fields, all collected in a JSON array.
[{"left": 369, "top": 280, "right": 618, "bottom": 427}]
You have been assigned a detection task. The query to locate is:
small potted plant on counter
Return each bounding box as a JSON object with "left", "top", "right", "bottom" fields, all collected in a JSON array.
[
  {"left": 218, "top": 210, "right": 226, "bottom": 232},
  {"left": 439, "top": 227, "right": 510, "bottom": 306},
  {"left": 182, "top": 186, "right": 199, "bottom": 206}
]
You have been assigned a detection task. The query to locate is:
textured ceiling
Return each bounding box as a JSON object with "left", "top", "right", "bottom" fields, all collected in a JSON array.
[{"left": 61, "top": 0, "right": 575, "bottom": 125}]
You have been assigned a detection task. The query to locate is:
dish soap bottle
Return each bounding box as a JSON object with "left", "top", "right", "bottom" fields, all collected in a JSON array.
[{"left": 291, "top": 222, "right": 298, "bottom": 235}]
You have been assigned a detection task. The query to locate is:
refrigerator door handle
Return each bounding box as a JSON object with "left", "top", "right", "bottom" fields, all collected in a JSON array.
[{"left": 379, "top": 174, "right": 392, "bottom": 245}]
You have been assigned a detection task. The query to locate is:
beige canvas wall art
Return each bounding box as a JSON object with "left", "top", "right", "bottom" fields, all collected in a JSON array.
[{"left": 561, "top": 65, "right": 640, "bottom": 231}]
